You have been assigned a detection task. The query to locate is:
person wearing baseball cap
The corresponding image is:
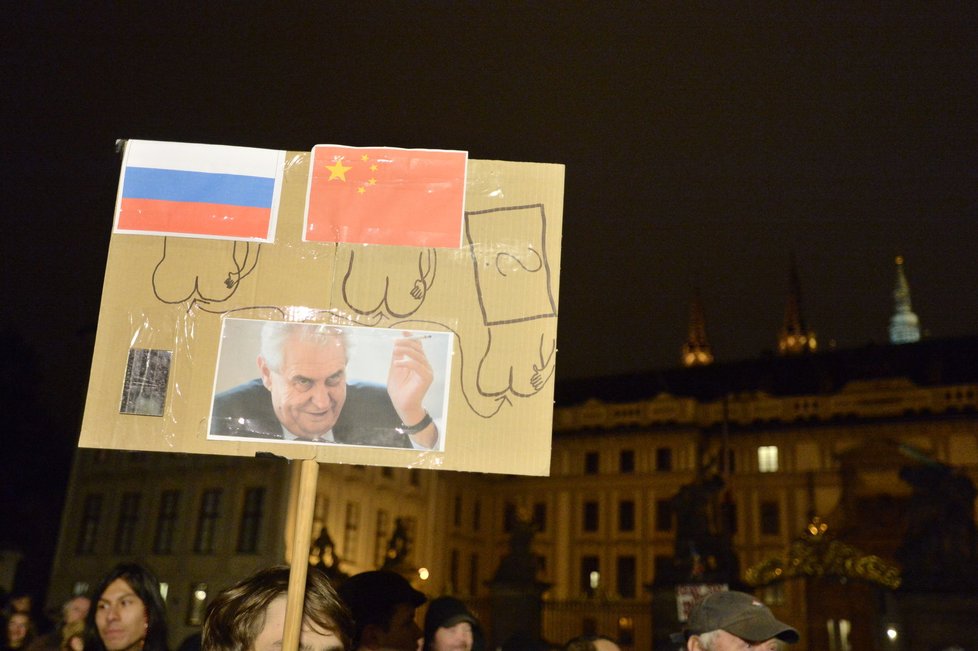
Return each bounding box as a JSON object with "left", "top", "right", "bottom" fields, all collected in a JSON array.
[
  {"left": 678, "top": 590, "right": 799, "bottom": 650},
  {"left": 422, "top": 596, "right": 483, "bottom": 651},
  {"left": 338, "top": 571, "right": 427, "bottom": 651}
]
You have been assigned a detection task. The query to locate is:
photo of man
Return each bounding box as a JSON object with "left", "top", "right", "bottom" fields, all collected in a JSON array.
[{"left": 209, "top": 320, "right": 451, "bottom": 450}]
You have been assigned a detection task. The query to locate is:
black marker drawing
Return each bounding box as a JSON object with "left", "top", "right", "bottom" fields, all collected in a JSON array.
[
  {"left": 143, "top": 201, "right": 557, "bottom": 421},
  {"left": 466, "top": 204, "right": 557, "bottom": 326},
  {"left": 152, "top": 237, "right": 261, "bottom": 311},
  {"left": 341, "top": 247, "right": 437, "bottom": 322},
  {"left": 464, "top": 204, "right": 558, "bottom": 400}
]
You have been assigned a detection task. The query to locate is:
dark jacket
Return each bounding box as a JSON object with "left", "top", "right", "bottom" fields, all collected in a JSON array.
[{"left": 209, "top": 378, "right": 411, "bottom": 448}]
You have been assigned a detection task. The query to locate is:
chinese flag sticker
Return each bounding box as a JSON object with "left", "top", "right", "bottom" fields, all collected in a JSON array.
[{"left": 304, "top": 145, "right": 467, "bottom": 248}]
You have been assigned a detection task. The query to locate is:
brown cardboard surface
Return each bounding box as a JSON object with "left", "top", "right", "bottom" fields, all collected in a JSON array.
[{"left": 80, "top": 150, "right": 564, "bottom": 476}]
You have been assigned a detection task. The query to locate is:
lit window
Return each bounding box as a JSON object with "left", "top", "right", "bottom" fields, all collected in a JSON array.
[
  {"left": 186, "top": 583, "right": 207, "bottom": 625},
  {"left": 580, "top": 556, "right": 599, "bottom": 597},
  {"left": 618, "top": 616, "right": 635, "bottom": 646},
  {"left": 758, "top": 446, "right": 779, "bottom": 472}
]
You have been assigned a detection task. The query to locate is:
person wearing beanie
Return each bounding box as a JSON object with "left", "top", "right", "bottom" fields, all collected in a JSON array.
[
  {"left": 337, "top": 571, "right": 426, "bottom": 651},
  {"left": 677, "top": 590, "right": 799, "bottom": 650},
  {"left": 422, "top": 597, "right": 482, "bottom": 651}
]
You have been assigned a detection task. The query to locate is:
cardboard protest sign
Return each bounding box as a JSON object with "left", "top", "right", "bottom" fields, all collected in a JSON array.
[{"left": 80, "top": 141, "right": 564, "bottom": 476}]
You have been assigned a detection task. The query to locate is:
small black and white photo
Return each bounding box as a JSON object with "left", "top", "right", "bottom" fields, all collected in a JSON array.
[{"left": 119, "top": 348, "right": 173, "bottom": 417}]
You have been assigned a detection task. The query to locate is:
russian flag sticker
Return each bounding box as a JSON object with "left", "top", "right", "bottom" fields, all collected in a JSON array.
[{"left": 113, "top": 140, "right": 285, "bottom": 242}]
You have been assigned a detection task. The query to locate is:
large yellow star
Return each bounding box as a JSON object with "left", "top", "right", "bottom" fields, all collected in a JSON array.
[{"left": 326, "top": 159, "right": 352, "bottom": 181}]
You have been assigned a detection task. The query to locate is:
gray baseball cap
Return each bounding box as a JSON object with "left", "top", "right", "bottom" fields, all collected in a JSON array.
[{"left": 685, "top": 590, "right": 799, "bottom": 643}]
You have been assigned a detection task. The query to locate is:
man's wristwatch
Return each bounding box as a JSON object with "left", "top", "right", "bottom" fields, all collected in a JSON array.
[{"left": 396, "top": 412, "right": 433, "bottom": 436}]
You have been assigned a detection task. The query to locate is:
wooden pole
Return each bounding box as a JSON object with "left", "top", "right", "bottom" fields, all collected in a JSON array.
[{"left": 282, "top": 458, "right": 319, "bottom": 651}]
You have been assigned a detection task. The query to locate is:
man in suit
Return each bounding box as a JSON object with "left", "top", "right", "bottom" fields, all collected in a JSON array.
[{"left": 210, "top": 322, "right": 438, "bottom": 449}]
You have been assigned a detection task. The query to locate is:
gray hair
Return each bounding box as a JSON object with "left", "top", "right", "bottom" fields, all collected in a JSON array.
[
  {"left": 693, "top": 631, "right": 783, "bottom": 651},
  {"left": 259, "top": 322, "right": 348, "bottom": 372}
]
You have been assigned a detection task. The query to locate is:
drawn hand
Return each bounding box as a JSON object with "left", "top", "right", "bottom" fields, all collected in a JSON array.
[{"left": 410, "top": 279, "right": 425, "bottom": 300}]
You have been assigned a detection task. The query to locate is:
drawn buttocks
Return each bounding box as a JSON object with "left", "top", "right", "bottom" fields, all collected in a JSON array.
[
  {"left": 341, "top": 247, "right": 436, "bottom": 318},
  {"left": 152, "top": 238, "right": 259, "bottom": 307}
]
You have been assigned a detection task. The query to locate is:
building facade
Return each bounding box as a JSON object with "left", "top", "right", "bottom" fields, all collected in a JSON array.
[{"left": 50, "top": 338, "right": 978, "bottom": 650}]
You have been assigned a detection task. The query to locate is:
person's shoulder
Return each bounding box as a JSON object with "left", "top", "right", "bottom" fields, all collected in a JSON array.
[
  {"left": 346, "top": 381, "right": 389, "bottom": 399},
  {"left": 344, "top": 381, "right": 400, "bottom": 413},
  {"left": 210, "top": 379, "right": 278, "bottom": 438},
  {"left": 24, "top": 632, "right": 59, "bottom": 651},
  {"left": 214, "top": 377, "right": 266, "bottom": 402}
]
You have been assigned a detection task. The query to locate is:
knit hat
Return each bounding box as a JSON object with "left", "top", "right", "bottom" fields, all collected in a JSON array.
[
  {"left": 424, "top": 596, "right": 479, "bottom": 644},
  {"left": 339, "top": 570, "right": 426, "bottom": 630}
]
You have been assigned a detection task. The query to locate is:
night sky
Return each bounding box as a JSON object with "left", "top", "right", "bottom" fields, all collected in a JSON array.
[{"left": 3, "top": 4, "right": 977, "bottom": 596}]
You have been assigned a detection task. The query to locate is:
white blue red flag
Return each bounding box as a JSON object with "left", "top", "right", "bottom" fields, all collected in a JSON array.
[{"left": 113, "top": 140, "right": 285, "bottom": 241}]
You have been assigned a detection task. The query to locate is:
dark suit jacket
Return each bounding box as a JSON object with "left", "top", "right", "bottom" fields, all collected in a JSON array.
[{"left": 210, "top": 378, "right": 412, "bottom": 448}]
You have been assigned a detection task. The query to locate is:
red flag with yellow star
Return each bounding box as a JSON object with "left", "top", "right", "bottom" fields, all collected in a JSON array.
[{"left": 304, "top": 145, "right": 467, "bottom": 247}]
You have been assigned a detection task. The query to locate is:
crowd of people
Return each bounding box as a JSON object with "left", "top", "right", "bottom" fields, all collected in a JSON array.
[{"left": 3, "top": 564, "right": 797, "bottom": 651}]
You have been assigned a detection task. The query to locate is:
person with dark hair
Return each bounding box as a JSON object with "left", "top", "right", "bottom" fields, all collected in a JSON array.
[
  {"left": 562, "top": 634, "right": 620, "bottom": 651},
  {"left": 422, "top": 597, "right": 481, "bottom": 651},
  {"left": 4, "top": 612, "right": 34, "bottom": 651},
  {"left": 87, "top": 563, "right": 168, "bottom": 651},
  {"left": 337, "top": 571, "right": 426, "bottom": 651},
  {"left": 202, "top": 565, "right": 352, "bottom": 651}
]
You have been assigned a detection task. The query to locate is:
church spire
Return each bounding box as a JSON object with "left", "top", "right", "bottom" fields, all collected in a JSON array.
[
  {"left": 681, "top": 287, "right": 714, "bottom": 367},
  {"left": 889, "top": 255, "right": 921, "bottom": 344},
  {"left": 778, "top": 253, "right": 817, "bottom": 355}
]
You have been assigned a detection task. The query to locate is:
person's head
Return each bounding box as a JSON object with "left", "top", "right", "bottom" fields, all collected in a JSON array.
[
  {"left": 423, "top": 597, "right": 478, "bottom": 651},
  {"left": 6, "top": 612, "right": 33, "bottom": 649},
  {"left": 63, "top": 596, "right": 91, "bottom": 625},
  {"left": 337, "top": 571, "right": 426, "bottom": 651},
  {"left": 682, "top": 591, "right": 798, "bottom": 650},
  {"left": 258, "top": 322, "right": 349, "bottom": 439},
  {"left": 202, "top": 565, "right": 353, "bottom": 651},
  {"left": 563, "top": 635, "right": 620, "bottom": 651},
  {"left": 9, "top": 594, "right": 33, "bottom": 615},
  {"left": 88, "top": 562, "right": 168, "bottom": 651}
]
